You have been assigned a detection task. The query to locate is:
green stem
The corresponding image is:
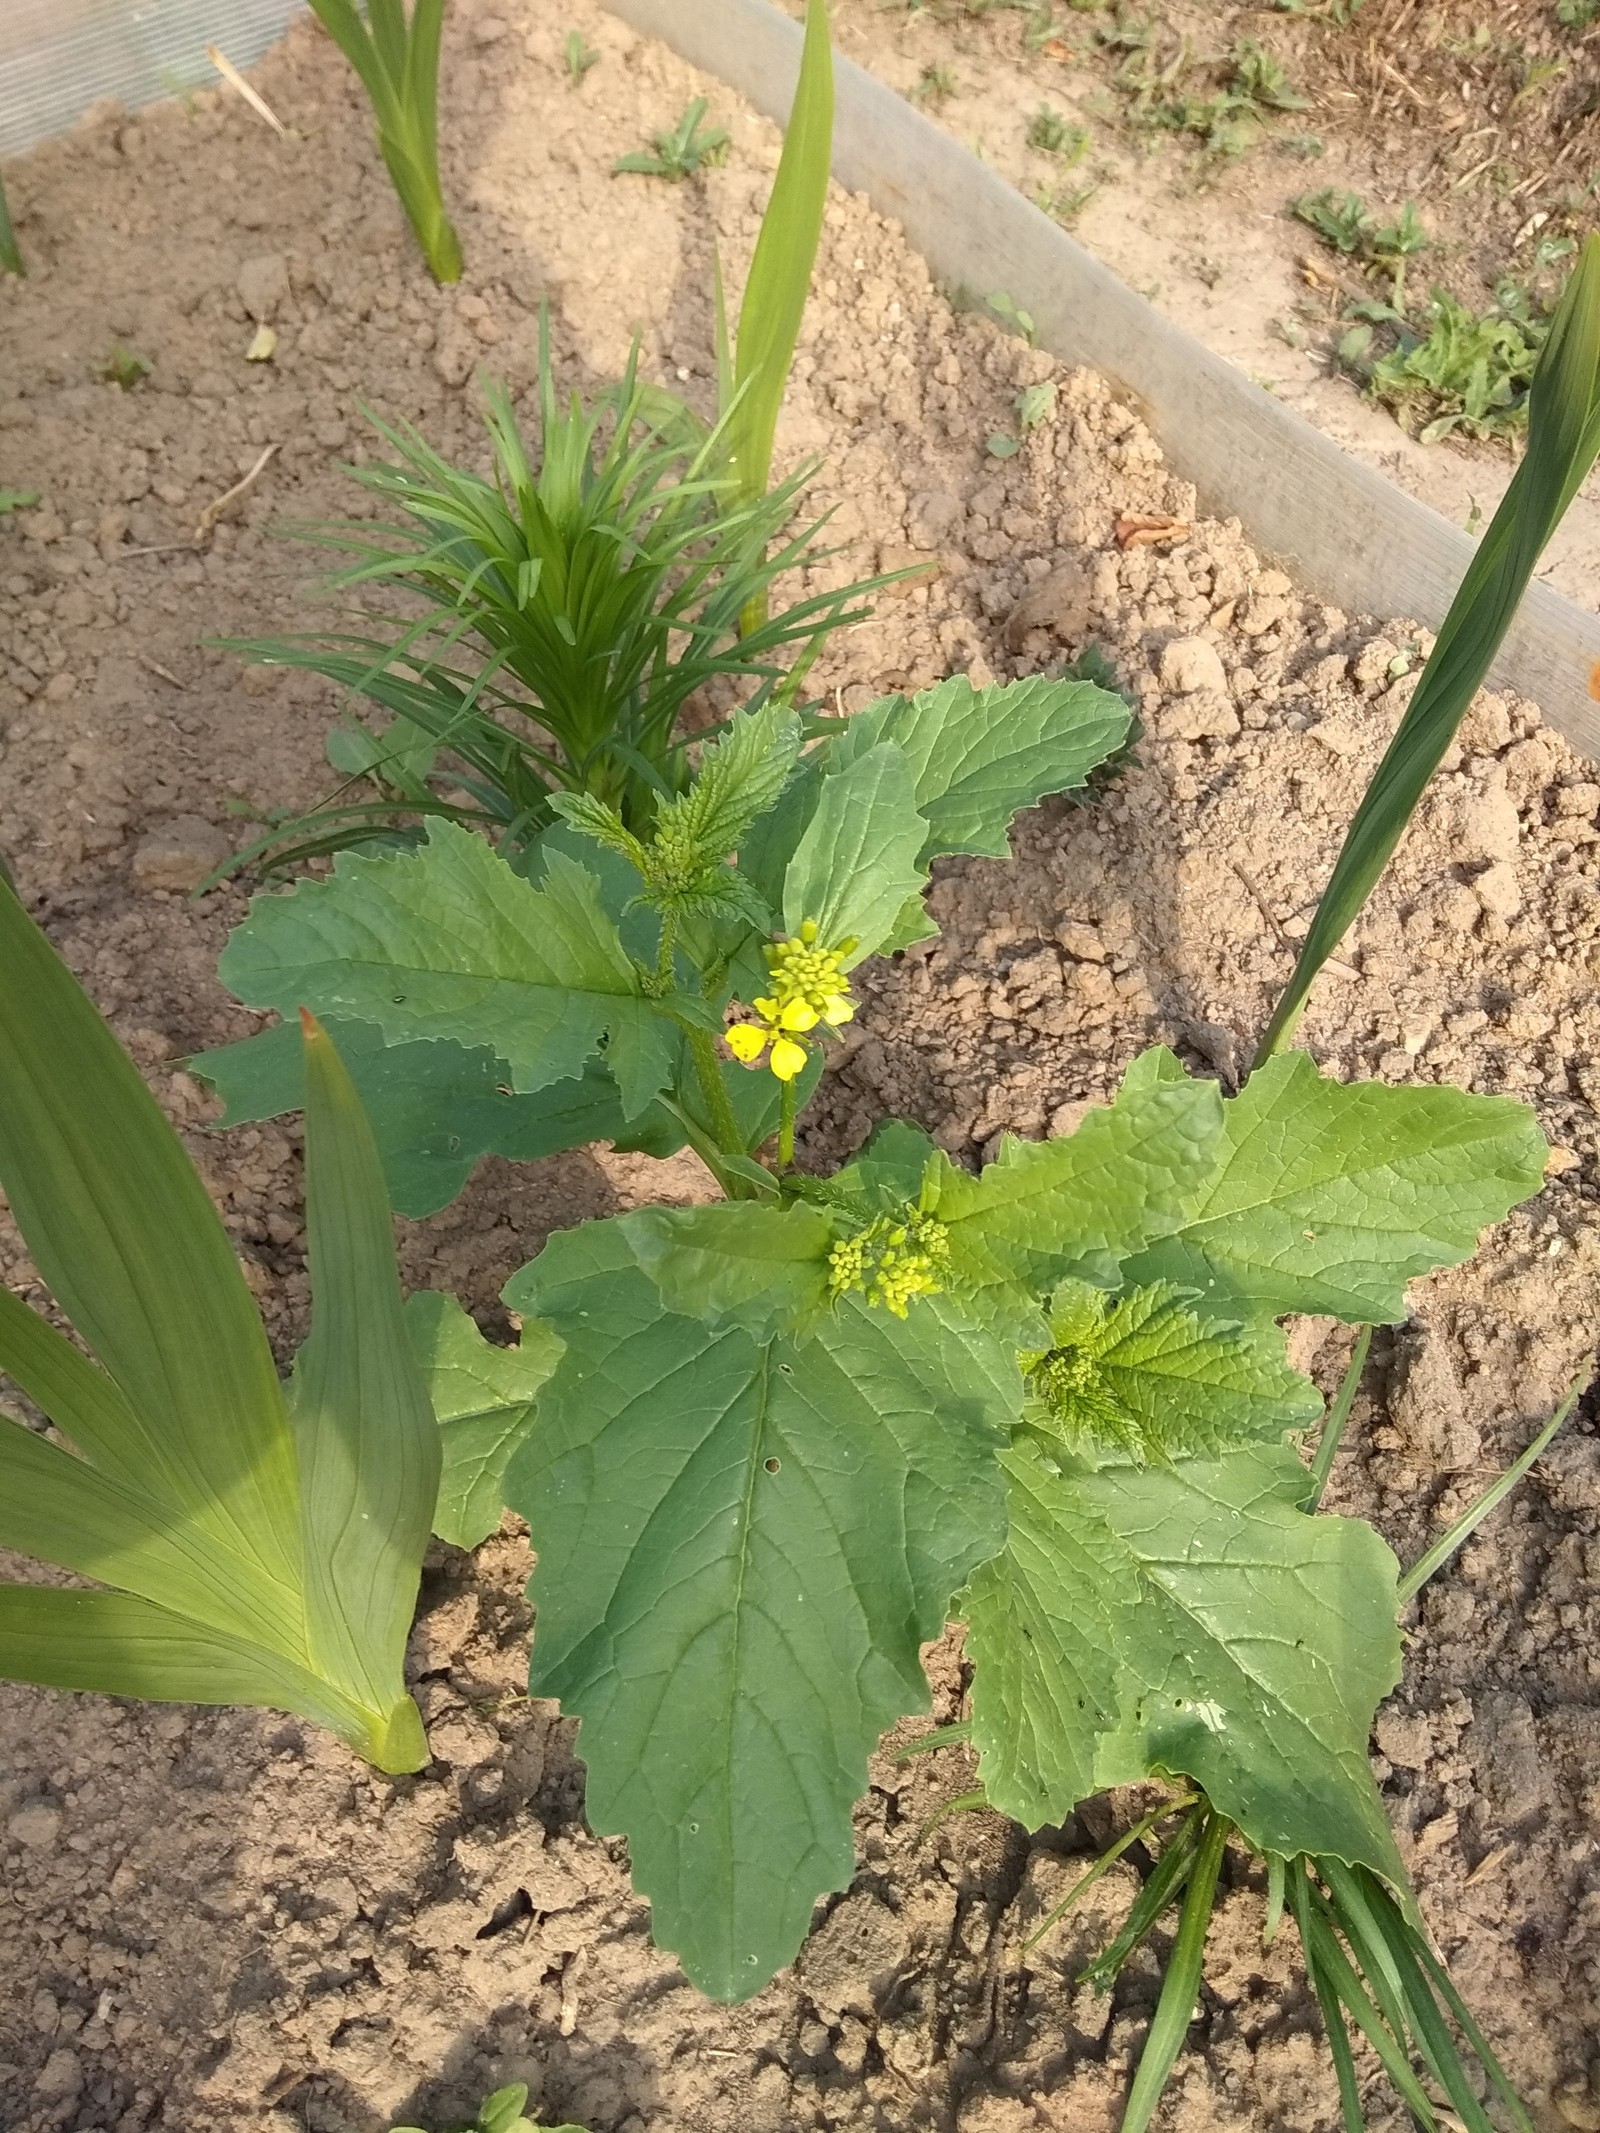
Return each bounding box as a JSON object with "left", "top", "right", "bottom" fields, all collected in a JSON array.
[
  {"left": 655, "top": 910, "right": 679, "bottom": 993},
  {"left": 686, "top": 1026, "right": 749, "bottom": 1169},
  {"left": 777, "top": 1075, "right": 798, "bottom": 1169}
]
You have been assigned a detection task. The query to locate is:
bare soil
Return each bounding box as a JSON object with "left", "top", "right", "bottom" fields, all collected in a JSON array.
[
  {"left": 824, "top": 0, "right": 1600, "bottom": 609},
  {"left": 1, "top": 5, "right": 1598, "bottom": 2132}
]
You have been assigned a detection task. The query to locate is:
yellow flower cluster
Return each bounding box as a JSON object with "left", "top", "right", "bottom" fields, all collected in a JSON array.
[
  {"left": 724, "top": 919, "right": 857, "bottom": 1082},
  {"left": 827, "top": 1212, "right": 951, "bottom": 1318}
]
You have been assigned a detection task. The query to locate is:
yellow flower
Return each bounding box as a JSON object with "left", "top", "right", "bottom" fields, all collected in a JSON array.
[
  {"left": 725, "top": 919, "right": 859, "bottom": 1081},
  {"left": 769, "top": 1036, "right": 809, "bottom": 1081},
  {"left": 725, "top": 1023, "right": 769, "bottom": 1065}
]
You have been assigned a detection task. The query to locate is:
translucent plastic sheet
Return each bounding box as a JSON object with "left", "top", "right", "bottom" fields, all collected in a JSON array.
[{"left": 0, "top": 0, "right": 306, "bottom": 157}]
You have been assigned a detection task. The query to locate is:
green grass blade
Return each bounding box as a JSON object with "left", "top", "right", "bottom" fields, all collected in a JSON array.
[
  {"left": 1303, "top": 1879, "right": 1442, "bottom": 2128},
  {"left": 1397, "top": 1373, "right": 1586, "bottom": 1604},
  {"left": 0, "top": 882, "right": 299, "bottom": 1585},
  {"left": 287, "top": 1014, "right": 438, "bottom": 1770},
  {"left": 1359, "top": 1874, "right": 1498, "bottom": 2133},
  {"left": 0, "top": 1585, "right": 374, "bottom": 1744},
  {"left": 0, "top": 167, "right": 23, "bottom": 277},
  {"left": 1409, "top": 1930, "right": 1535, "bottom": 2133},
  {"left": 1289, "top": 1862, "right": 1368, "bottom": 2133},
  {"left": 305, "top": 0, "right": 385, "bottom": 101},
  {"left": 1026, "top": 1793, "right": 1200, "bottom": 1955},
  {"left": 1121, "top": 1812, "right": 1230, "bottom": 2133},
  {"left": 730, "top": 0, "right": 833, "bottom": 505},
  {"left": 1256, "top": 233, "right": 1600, "bottom": 1064},
  {"left": 1082, "top": 1805, "right": 1204, "bottom": 1988},
  {"left": 1304, "top": 1325, "right": 1371, "bottom": 1511}
]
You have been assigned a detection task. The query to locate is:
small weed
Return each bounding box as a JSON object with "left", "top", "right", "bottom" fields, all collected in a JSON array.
[
  {"left": 564, "top": 30, "right": 599, "bottom": 82},
  {"left": 0, "top": 488, "right": 40, "bottom": 515},
  {"left": 1279, "top": 132, "right": 1324, "bottom": 157},
  {"left": 1106, "top": 26, "right": 1305, "bottom": 155},
  {"left": 1268, "top": 0, "right": 1364, "bottom": 17},
  {"left": 1294, "top": 186, "right": 1371, "bottom": 253},
  {"left": 1034, "top": 179, "right": 1098, "bottom": 222},
  {"left": 391, "top": 2082, "right": 588, "bottom": 2133},
  {"left": 911, "top": 63, "right": 959, "bottom": 105},
  {"left": 101, "top": 343, "right": 152, "bottom": 391},
  {"left": 1557, "top": 0, "right": 1600, "bottom": 23},
  {"left": 1016, "top": 379, "right": 1058, "bottom": 428},
  {"left": 987, "top": 289, "right": 1037, "bottom": 342},
  {"left": 0, "top": 167, "right": 21, "bottom": 277},
  {"left": 1028, "top": 104, "right": 1090, "bottom": 159},
  {"left": 1295, "top": 188, "right": 1430, "bottom": 306},
  {"left": 1229, "top": 39, "right": 1306, "bottom": 112},
  {"left": 614, "top": 97, "right": 729, "bottom": 179},
  {"left": 986, "top": 431, "right": 1021, "bottom": 456},
  {"left": 1340, "top": 279, "right": 1547, "bottom": 440}
]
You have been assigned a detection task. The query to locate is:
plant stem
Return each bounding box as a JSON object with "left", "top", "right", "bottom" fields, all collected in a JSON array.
[
  {"left": 777, "top": 1075, "right": 798, "bottom": 1169},
  {"left": 655, "top": 911, "right": 679, "bottom": 992},
  {"left": 686, "top": 1026, "right": 749, "bottom": 1169}
]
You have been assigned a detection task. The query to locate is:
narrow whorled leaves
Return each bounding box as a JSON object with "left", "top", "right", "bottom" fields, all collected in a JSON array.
[
  {"left": 502, "top": 1217, "right": 1018, "bottom": 1998},
  {"left": 1257, "top": 233, "right": 1600, "bottom": 1058},
  {"left": 964, "top": 1436, "right": 1406, "bottom": 1879},
  {"left": 0, "top": 885, "right": 436, "bottom": 1771},
  {"left": 1123, "top": 1049, "right": 1549, "bottom": 1322}
]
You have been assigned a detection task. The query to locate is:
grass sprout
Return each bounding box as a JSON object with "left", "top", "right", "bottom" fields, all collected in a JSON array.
[
  {"left": 1028, "top": 104, "right": 1091, "bottom": 158},
  {"left": 305, "top": 0, "right": 461, "bottom": 282},
  {"left": 0, "top": 169, "right": 21, "bottom": 277},
  {"left": 614, "top": 97, "right": 730, "bottom": 179},
  {"left": 564, "top": 30, "right": 599, "bottom": 82},
  {"left": 101, "top": 343, "right": 152, "bottom": 390}
]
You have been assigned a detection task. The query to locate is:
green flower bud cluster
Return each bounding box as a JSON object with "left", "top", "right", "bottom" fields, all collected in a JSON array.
[{"left": 827, "top": 1210, "right": 951, "bottom": 1318}]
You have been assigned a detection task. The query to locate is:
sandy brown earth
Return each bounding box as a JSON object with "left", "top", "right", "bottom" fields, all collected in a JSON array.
[{"left": 1, "top": 3, "right": 1598, "bottom": 2130}]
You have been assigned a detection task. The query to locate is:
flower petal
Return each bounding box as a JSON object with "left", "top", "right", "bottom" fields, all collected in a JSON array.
[
  {"left": 725, "top": 1023, "right": 769, "bottom": 1063},
  {"left": 769, "top": 1036, "right": 809, "bottom": 1081}
]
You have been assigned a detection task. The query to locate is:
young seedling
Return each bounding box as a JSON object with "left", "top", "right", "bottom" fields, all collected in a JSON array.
[
  {"left": 0, "top": 167, "right": 22, "bottom": 278},
  {"left": 0, "top": 883, "right": 440, "bottom": 1772},
  {"left": 1027, "top": 104, "right": 1090, "bottom": 159},
  {"left": 101, "top": 343, "right": 152, "bottom": 391},
  {"left": 0, "top": 489, "right": 40, "bottom": 515},
  {"left": 209, "top": 326, "right": 883, "bottom": 880},
  {"left": 391, "top": 2083, "right": 589, "bottom": 2133},
  {"left": 613, "top": 97, "right": 730, "bottom": 179},
  {"left": 303, "top": 0, "right": 462, "bottom": 283},
  {"left": 987, "top": 289, "right": 1038, "bottom": 342},
  {"left": 911, "top": 63, "right": 960, "bottom": 105},
  {"left": 563, "top": 30, "right": 599, "bottom": 82}
]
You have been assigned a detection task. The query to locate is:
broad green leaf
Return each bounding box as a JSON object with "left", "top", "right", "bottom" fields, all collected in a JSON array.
[
  {"left": 502, "top": 1217, "right": 1017, "bottom": 1999},
  {"left": 661, "top": 697, "right": 804, "bottom": 863},
  {"left": 620, "top": 1201, "right": 837, "bottom": 1333},
  {"left": 928, "top": 1048, "right": 1224, "bottom": 1324},
  {"left": 0, "top": 880, "right": 299, "bottom": 1594},
  {"left": 727, "top": 0, "right": 833, "bottom": 505},
  {"left": 836, "top": 674, "right": 1132, "bottom": 859},
  {"left": 0, "top": 1283, "right": 163, "bottom": 1495},
  {"left": 192, "top": 1018, "right": 650, "bottom": 1218},
  {"left": 781, "top": 741, "right": 929, "bottom": 964},
  {"left": 1023, "top": 1279, "right": 1324, "bottom": 1462},
  {"left": 964, "top": 1436, "right": 1405, "bottom": 1879},
  {"left": 404, "top": 1290, "right": 563, "bottom": 1548},
  {"left": 1122, "top": 1051, "right": 1549, "bottom": 1322},
  {"left": 217, "top": 822, "right": 678, "bottom": 1118},
  {"left": 832, "top": 1118, "right": 939, "bottom": 1208},
  {"left": 287, "top": 1015, "right": 439, "bottom": 1765}
]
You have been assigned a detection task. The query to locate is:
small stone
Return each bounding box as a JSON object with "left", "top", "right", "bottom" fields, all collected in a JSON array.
[
  {"left": 1308, "top": 710, "right": 1366, "bottom": 759},
  {"left": 1055, "top": 920, "right": 1108, "bottom": 963},
  {"left": 1374, "top": 1709, "right": 1433, "bottom": 1772},
  {"left": 472, "top": 13, "right": 509, "bottom": 39},
  {"left": 1473, "top": 861, "right": 1521, "bottom": 920},
  {"left": 1158, "top": 635, "right": 1229, "bottom": 696},
  {"left": 1458, "top": 781, "right": 1521, "bottom": 864},
  {"left": 130, "top": 816, "right": 232, "bottom": 893},
  {"left": 7, "top": 1803, "right": 63, "bottom": 1849},
  {"left": 1547, "top": 1146, "right": 1582, "bottom": 1176},
  {"left": 1556, "top": 2085, "right": 1600, "bottom": 2133},
  {"left": 1004, "top": 559, "right": 1091, "bottom": 647},
  {"left": 33, "top": 2048, "right": 83, "bottom": 2101},
  {"left": 236, "top": 252, "right": 289, "bottom": 323},
  {"left": 1163, "top": 692, "right": 1240, "bottom": 742}
]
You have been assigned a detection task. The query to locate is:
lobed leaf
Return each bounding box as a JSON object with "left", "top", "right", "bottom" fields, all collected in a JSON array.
[
  {"left": 218, "top": 822, "right": 680, "bottom": 1118},
  {"left": 502, "top": 1217, "right": 1017, "bottom": 1998},
  {"left": 1123, "top": 1050, "right": 1549, "bottom": 1321},
  {"left": 781, "top": 741, "right": 929, "bottom": 963},
  {"left": 964, "top": 1436, "right": 1405, "bottom": 1878},
  {"left": 836, "top": 673, "right": 1132, "bottom": 859}
]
